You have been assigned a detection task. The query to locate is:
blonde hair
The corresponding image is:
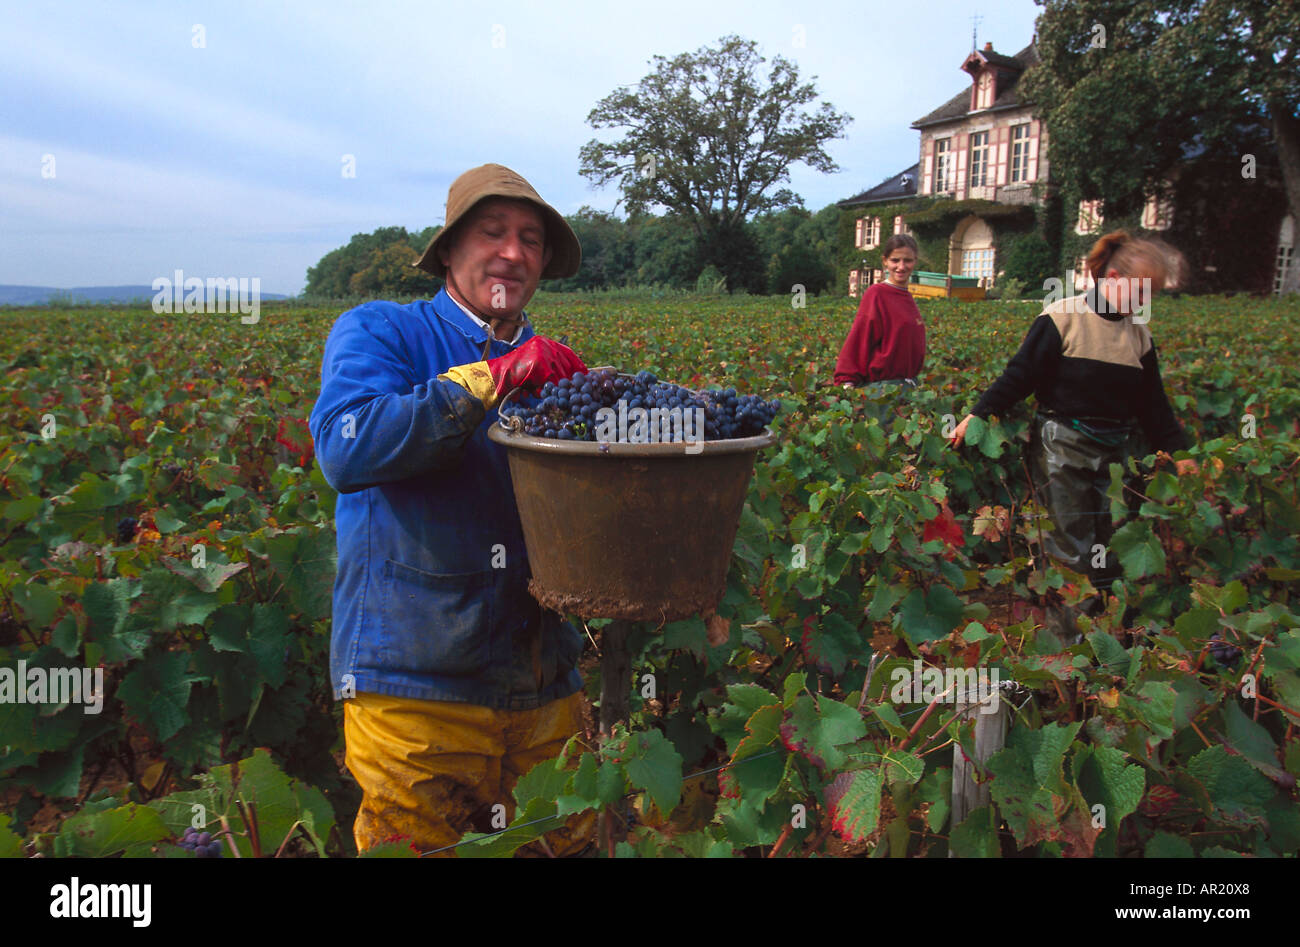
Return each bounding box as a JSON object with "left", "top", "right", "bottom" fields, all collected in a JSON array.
[{"left": 1086, "top": 230, "right": 1186, "bottom": 289}]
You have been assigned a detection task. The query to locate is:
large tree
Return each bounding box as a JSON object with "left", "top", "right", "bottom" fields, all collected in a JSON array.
[
  {"left": 579, "top": 35, "right": 851, "bottom": 291},
  {"left": 1025, "top": 0, "right": 1299, "bottom": 292},
  {"left": 304, "top": 226, "right": 440, "bottom": 299}
]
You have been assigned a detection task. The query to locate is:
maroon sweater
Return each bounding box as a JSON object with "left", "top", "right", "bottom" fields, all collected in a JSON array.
[{"left": 833, "top": 282, "right": 926, "bottom": 385}]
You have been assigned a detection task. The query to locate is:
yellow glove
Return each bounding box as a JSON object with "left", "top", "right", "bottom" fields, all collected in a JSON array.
[{"left": 438, "top": 361, "right": 500, "bottom": 409}]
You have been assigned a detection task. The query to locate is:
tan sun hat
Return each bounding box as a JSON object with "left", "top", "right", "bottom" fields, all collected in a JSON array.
[{"left": 413, "top": 163, "right": 581, "bottom": 279}]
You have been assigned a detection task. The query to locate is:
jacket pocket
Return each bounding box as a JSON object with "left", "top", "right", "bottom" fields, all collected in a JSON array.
[{"left": 378, "top": 560, "right": 494, "bottom": 677}]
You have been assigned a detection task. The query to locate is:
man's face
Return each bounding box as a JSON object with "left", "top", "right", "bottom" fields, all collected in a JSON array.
[{"left": 439, "top": 198, "right": 552, "bottom": 321}]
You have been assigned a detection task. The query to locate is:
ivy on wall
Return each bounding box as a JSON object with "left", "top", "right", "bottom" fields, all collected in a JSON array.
[{"left": 836, "top": 197, "right": 1042, "bottom": 292}]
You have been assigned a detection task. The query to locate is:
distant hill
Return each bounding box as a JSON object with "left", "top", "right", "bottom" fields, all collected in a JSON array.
[{"left": 0, "top": 285, "right": 292, "bottom": 306}]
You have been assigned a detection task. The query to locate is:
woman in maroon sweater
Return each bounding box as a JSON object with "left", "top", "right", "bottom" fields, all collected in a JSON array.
[{"left": 834, "top": 234, "right": 926, "bottom": 391}]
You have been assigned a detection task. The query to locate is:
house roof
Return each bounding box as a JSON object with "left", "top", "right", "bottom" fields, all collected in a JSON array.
[
  {"left": 963, "top": 46, "right": 1023, "bottom": 72},
  {"left": 837, "top": 164, "right": 920, "bottom": 208},
  {"left": 912, "top": 42, "right": 1039, "bottom": 129}
]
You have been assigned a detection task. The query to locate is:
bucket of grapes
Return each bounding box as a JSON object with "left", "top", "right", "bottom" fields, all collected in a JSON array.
[{"left": 488, "top": 368, "right": 779, "bottom": 622}]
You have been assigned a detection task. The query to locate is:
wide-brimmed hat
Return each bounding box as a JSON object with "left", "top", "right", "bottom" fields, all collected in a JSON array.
[{"left": 413, "top": 163, "right": 581, "bottom": 279}]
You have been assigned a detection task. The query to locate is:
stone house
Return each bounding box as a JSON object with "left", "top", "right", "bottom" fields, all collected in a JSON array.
[{"left": 838, "top": 41, "right": 1295, "bottom": 297}]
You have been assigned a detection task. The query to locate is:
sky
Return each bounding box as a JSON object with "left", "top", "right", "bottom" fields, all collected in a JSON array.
[{"left": 1, "top": 0, "right": 1043, "bottom": 295}]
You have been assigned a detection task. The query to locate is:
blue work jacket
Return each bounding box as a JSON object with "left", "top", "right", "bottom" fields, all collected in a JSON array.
[{"left": 308, "top": 289, "right": 582, "bottom": 709}]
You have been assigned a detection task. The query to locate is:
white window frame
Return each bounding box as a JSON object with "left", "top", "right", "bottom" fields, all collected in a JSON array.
[
  {"left": 1275, "top": 218, "right": 1295, "bottom": 296},
  {"left": 1075, "top": 199, "right": 1104, "bottom": 235},
  {"left": 969, "top": 131, "right": 989, "bottom": 189},
  {"left": 1010, "top": 123, "right": 1031, "bottom": 183},
  {"left": 855, "top": 216, "right": 881, "bottom": 250},
  {"left": 934, "top": 138, "right": 952, "bottom": 193},
  {"left": 1142, "top": 190, "right": 1174, "bottom": 230},
  {"left": 1275, "top": 245, "right": 1294, "bottom": 295},
  {"left": 961, "top": 247, "right": 995, "bottom": 283}
]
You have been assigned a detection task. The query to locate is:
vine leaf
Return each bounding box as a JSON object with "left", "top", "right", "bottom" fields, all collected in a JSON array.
[
  {"left": 1110, "top": 520, "right": 1166, "bottom": 580},
  {"left": 779, "top": 694, "right": 867, "bottom": 770},
  {"left": 824, "top": 767, "right": 884, "bottom": 843},
  {"left": 624, "top": 730, "right": 684, "bottom": 817}
]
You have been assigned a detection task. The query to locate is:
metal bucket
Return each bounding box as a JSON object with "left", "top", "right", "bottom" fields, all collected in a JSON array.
[{"left": 487, "top": 424, "right": 776, "bottom": 622}]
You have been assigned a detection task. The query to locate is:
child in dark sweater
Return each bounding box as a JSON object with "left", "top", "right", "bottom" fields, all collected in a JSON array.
[{"left": 949, "top": 231, "right": 1197, "bottom": 614}]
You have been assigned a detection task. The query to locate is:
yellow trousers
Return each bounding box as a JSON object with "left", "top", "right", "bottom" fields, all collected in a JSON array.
[{"left": 343, "top": 690, "right": 596, "bottom": 856}]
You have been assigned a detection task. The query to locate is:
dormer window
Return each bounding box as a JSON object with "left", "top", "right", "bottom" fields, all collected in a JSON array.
[{"left": 974, "top": 71, "right": 995, "bottom": 110}]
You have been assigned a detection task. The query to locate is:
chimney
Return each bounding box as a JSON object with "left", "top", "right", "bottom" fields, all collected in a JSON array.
[{"left": 984, "top": 41, "right": 993, "bottom": 52}]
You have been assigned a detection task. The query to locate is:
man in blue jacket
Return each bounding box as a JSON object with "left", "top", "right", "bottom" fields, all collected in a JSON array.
[{"left": 309, "top": 164, "right": 592, "bottom": 855}]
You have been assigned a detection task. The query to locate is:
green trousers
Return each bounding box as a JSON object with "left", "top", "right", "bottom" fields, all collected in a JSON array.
[{"left": 1030, "top": 415, "right": 1138, "bottom": 588}]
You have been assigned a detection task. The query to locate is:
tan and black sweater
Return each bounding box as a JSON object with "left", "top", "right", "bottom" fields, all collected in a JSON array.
[{"left": 971, "top": 289, "right": 1189, "bottom": 452}]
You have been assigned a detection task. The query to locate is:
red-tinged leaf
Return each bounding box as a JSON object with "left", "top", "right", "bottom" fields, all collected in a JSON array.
[
  {"left": 799, "top": 613, "right": 860, "bottom": 676},
  {"left": 275, "top": 416, "right": 314, "bottom": 465},
  {"left": 1011, "top": 599, "right": 1044, "bottom": 624},
  {"left": 922, "top": 500, "right": 965, "bottom": 550},
  {"left": 1139, "top": 784, "right": 1178, "bottom": 817},
  {"left": 778, "top": 694, "right": 867, "bottom": 771},
  {"left": 824, "top": 768, "right": 885, "bottom": 844},
  {"left": 972, "top": 505, "right": 1010, "bottom": 543},
  {"left": 1019, "top": 653, "right": 1079, "bottom": 680},
  {"left": 718, "top": 766, "right": 740, "bottom": 800},
  {"left": 987, "top": 722, "right": 1093, "bottom": 852},
  {"left": 722, "top": 734, "right": 784, "bottom": 806}
]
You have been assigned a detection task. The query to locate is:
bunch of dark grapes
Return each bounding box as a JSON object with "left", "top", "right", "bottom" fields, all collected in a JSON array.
[
  {"left": 178, "top": 827, "right": 223, "bottom": 857},
  {"left": 115, "top": 516, "right": 138, "bottom": 544},
  {"left": 499, "top": 369, "right": 781, "bottom": 442},
  {"left": 1209, "top": 632, "right": 1243, "bottom": 668}
]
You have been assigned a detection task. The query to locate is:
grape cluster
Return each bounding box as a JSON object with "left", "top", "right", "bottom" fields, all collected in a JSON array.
[
  {"left": 115, "top": 517, "right": 138, "bottom": 544},
  {"left": 1209, "top": 632, "right": 1243, "bottom": 668},
  {"left": 178, "top": 827, "right": 223, "bottom": 858},
  {"left": 499, "top": 369, "right": 780, "bottom": 442}
]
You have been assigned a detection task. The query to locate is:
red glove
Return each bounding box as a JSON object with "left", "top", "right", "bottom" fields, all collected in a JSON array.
[
  {"left": 489, "top": 337, "right": 587, "bottom": 398},
  {"left": 438, "top": 336, "right": 586, "bottom": 409}
]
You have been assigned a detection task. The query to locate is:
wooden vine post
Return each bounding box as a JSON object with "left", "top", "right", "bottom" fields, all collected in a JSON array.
[
  {"left": 948, "top": 687, "right": 1009, "bottom": 855},
  {"left": 596, "top": 618, "right": 635, "bottom": 854}
]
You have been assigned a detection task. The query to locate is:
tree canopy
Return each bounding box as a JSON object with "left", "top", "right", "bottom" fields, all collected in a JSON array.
[
  {"left": 1025, "top": 0, "right": 1298, "bottom": 291},
  {"left": 304, "top": 226, "right": 441, "bottom": 298},
  {"left": 578, "top": 35, "right": 851, "bottom": 291},
  {"left": 301, "top": 209, "right": 843, "bottom": 300}
]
